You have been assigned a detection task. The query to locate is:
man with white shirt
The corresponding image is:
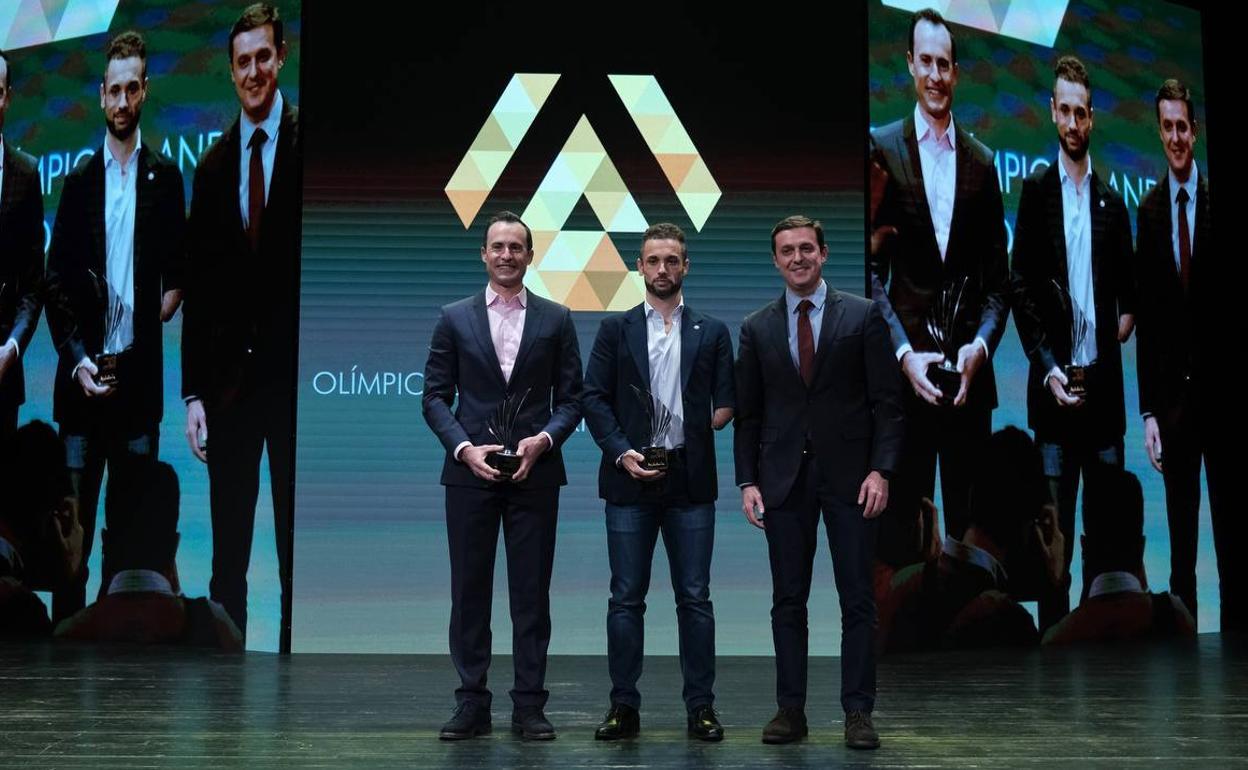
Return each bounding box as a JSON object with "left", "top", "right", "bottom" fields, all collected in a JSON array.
[
  {"left": 0, "top": 49, "right": 47, "bottom": 444},
  {"left": 44, "top": 30, "right": 186, "bottom": 624},
  {"left": 1135, "top": 79, "right": 1236, "bottom": 631},
  {"left": 422, "top": 211, "right": 582, "bottom": 741},
  {"left": 1009, "top": 55, "right": 1135, "bottom": 631},
  {"left": 181, "top": 3, "right": 300, "bottom": 648},
  {"left": 868, "top": 8, "right": 1009, "bottom": 555},
  {"left": 582, "top": 223, "right": 735, "bottom": 742}
]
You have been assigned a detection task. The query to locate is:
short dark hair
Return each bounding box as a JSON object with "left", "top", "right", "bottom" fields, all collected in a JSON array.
[
  {"left": 105, "top": 30, "right": 147, "bottom": 79},
  {"left": 103, "top": 459, "right": 180, "bottom": 573},
  {"left": 771, "top": 215, "right": 825, "bottom": 253},
  {"left": 1053, "top": 55, "right": 1091, "bottom": 106},
  {"left": 967, "top": 427, "right": 1047, "bottom": 555},
  {"left": 482, "top": 210, "right": 533, "bottom": 251},
  {"left": 229, "top": 3, "right": 284, "bottom": 61},
  {"left": 641, "top": 222, "right": 687, "bottom": 260},
  {"left": 0, "top": 49, "right": 12, "bottom": 91},
  {"left": 1081, "top": 467, "right": 1145, "bottom": 577},
  {"left": 908, "top": 8, "right": 957, "bottom": 65},
  {"left": 1155, "top": 78, "right": 1196, "bottom": 128},
  {"left": 0, "top": 421, "right": 72, "bottom": 547}
]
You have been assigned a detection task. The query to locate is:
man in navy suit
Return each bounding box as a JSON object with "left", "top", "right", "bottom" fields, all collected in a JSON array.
[
  {"left": 422, "top": 211, "right": 582, "bottom": 741},
  {"left": 0, "top": 49, "right": 46, "bottom": 444},
  {"left": 582, "top": 223, "right": 734, "bottom": 742},
  {"left": 44, "top": 31, "right": 185, "bottom": 623},
  {"left": 735, "top": 215, "right": 904, "bottom": 749}
]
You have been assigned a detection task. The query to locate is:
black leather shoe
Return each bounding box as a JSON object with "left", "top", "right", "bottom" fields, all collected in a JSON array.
[
  {"left": 594, "top": 703, "right": 640, "bottom": 741},
  {"left": 844, "top": 710, "right": 880, "bottom": 750},
  {"left": 511, "top": 707, "right": 557, "bottom": 740},
  {"left": 761, "top": 707, "right": 808, "bottom": 744},
  {"left": 438, "top": 701, "right": 491, "bottom": 740},
  {"left": 687, "top": 704, "right": 724, "bottom": 742}
]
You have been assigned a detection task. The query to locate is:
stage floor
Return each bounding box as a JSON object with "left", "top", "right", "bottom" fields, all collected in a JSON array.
[{"left": 2, "top": 635, "right": 1245, "bottom": 767}]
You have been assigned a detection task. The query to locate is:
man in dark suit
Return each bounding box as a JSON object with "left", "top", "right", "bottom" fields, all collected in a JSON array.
[
  {"left": 582, "top": 223, "right": 734, "bottom": 742},
  {"left": 1009, "top": 56, "right": 1135, "bottom": 631},
  {"left": 0, "top": 50, "right": 47, "bottom": 443},
  {"left": 181, "top": 3, "right": 301, "bottom": 648},
  {"left": 44, "top": 31, "right": 185, "bottom": 623},
  {"left": 735, "top": 215, "right": 904, "bottom": 750},
  {"left": 1135, "top": 79, "right": 1236, "bottom": 630},
  {"left": 869, "top": 9, "right": 1009, "bottom": 552},
  {"left": 422, "top": 211, "right": 582, "bottom": 741}
]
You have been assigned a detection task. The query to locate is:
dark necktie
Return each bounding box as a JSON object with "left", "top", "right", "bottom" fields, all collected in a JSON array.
[
  {"left": 797, "top": 298, "right": 815, "bottom": 386},
  {"left": 248, "top": 127, "right": 268, "bottom": 252},
  {"left": 1176, "top": 186, "right": 1191, "bottom": 296}
]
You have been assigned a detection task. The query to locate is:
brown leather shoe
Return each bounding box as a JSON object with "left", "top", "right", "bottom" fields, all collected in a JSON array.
[
  {"left": 761, "top": 707, "right": 807, "bottom": 744},
  {"left": 844, "top": 710, "right": 880, "bottom": 750}
]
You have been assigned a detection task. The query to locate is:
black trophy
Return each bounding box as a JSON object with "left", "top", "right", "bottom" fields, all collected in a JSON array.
[
  {"left": 1052, "top": 280, "right": 1092, "bottom": 398},
  {"left": 485, "top": 387, "right": 530, "bottom": 481},
  {"left": 631, "top": 384, "right": 673, "bottom": 471},
  {"left": 924, "top": 278, "right": 967, "bottom": 406},
  {"left": 89, "top": 269, "right": 129, "bottom": 387}
]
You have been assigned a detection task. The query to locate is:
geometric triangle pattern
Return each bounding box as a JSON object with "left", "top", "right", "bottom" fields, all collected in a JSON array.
[
  {"left": 608, "top": 74, "right": 721, "bottom": 231},
  {"left": 525, "top": 228, "right": 644, "bottom": 312},
  {"left": 2, "top": 0, "right": 119, "bottom": 50},
  {"left": 444, "top": 73, "right": 560, "bottom": 227},
  {"left": 880, "top": 0, "right": 1069, "bottom": 48}
]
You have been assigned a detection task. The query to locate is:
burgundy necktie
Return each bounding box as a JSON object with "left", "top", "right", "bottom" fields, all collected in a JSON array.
[
  {"left": 1176, "top": 186, "right": 1191, "bottom": 296},
  {"left": 248, "top": 127, "right": 268, "bottom": 252},
  {"left": 797, "top": 299, "right": 815, "bottom": 386}
]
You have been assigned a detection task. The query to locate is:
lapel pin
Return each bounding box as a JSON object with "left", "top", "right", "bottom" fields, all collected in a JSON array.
[
  {"left": 147, "top": 171, "right": 155, "bottom": 180},
  {"left": 1098, "top": 199, "right": 1105, "bottom": 208},
  {"left": 694, "top": 324, "right": 700, "bottom": 330}
]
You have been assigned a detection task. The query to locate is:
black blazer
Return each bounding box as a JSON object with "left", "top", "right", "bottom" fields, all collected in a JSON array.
[
  {"left": 422, "top": 290, "right": 583, "bottom": 490},
  {"left": 869, "top": 114, "right": 1010, "bottom": 409},
  {"left": 182, "top": 99, "right": 301, "bottom": 410},
  {"left": 1010, "top": 162, "right": 1135, "bottom": 444},
  {"left": 0, "top": 141, "right": 45, "bottom": 409},
  {"left": 44, "top": 143, "right": 186, "bottom": 433},
  {"left": 1135, "top": 171, "right": 1218, "bottom": 419},
  {"left": 582, "top": 303, "right": 735, "bottom": 504},
  {"left": 734, "top": 289, "right": 904, "bottom": 507}
]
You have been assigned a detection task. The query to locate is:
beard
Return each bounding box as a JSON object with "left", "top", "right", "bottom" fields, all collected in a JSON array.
[
  {"left": 106, "top": 109, "right": 140, "bottom": 141},
  {"left": 1061, "top": 132, "right": 1089, "bottom": 162},
  {"left": 645, "top": 275, "right": 682, "bottom": 300}
]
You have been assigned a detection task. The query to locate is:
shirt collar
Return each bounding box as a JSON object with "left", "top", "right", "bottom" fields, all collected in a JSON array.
[
  {"left": 915, "top": 102, "right": 955, "bottom": 148},
  {"left": 942, "top": 535, "right": 1009, "bottom": 586},
  {"left": 107, "top": 569, "right": 176, "bottom": 597},
  {"left": 485, "top": 285, "right": 527, "bottom": 308},
  {"left": 241, "top": 89, "right": 283, "bottom": 149},
  {"left": 1169, "top": 162, "right": 1198, "bottom": 205},
  {"left": 644, "top": 297, "right": 684, "bottom": 321},
  {"left": 786, "top": 279, "right": 827, "bottom": 315},
  {"left": 1088, "top": 571, "right": 1144, "bottom": 598},
  {"left": 103, "top": 129, "right": 142, "bottom": 170},
  {"left": 1057, "top": 150, "right": 1092, "bottom": 191}
]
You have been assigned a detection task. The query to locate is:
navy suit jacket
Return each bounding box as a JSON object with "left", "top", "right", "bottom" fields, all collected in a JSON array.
[
  {"left": 0, "top": 141, "right": 45, "bottom": 410},
  {"left": 422, "top": 290, "right": 582, "bottom": 490},
  {"left": 582, "top": 303, "right": 735, "bottom": 505},
  {"left": 869, "top": 114, "right": 1010, "bottom": 410},
  {"left": 1010, "top": 162, "right": 1135, "bottom": 444},
  {"left": 734, "top": 289, "right": 904, "bottom": 508}
]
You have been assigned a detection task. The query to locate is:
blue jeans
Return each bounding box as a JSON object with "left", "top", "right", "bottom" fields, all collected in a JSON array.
[{"left": 605, "top": 499, "right": 716, "bottom": 711}]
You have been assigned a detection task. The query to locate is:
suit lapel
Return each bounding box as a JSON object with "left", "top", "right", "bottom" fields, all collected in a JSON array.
[
  {"left": 766, "top": 293, "right": 805, "bottom": 389},
  {"left": 135, "top": 145, "right": 155, "bottom": 277},
  {"left": 88, "top": 151, "right": 107, "bottom": 279},
  {"left": 901, "top": 117, "right": 942, "bottom": 264},
  {"left": 223, "top": 119, "right": 249, "bottom": 251},
  {"left": 468, "top": 292, "right": 507, "bottom": 390},
  {"left": 679, "top": 306, "right": 704, "bottom": 390},
  {"left": 0, "top": 143, "right": 14, "bottom": 234},
  {"left": 812, "top": 289, "right": 844, "bottom": 382},
  {"left": 510, "top": 290, "right": 543, "bottom": 382},
  {"left": 1089, "top": 172, "right": 1110, "bottom": 296},
  {"left": 624, "top": 304, "right": 650, "bottom": 387},
  {"left": 1046, "top": 165, "right": 1069, "bottom": 290},
  {"left": 1152, "top": 176, "right": 1181, "bottom": 294}
]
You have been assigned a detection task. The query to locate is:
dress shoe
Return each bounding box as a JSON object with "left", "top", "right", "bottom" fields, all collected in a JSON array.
[
  {"left": 594, "top": 703, "right": 640, "bottom": 740},
  {"left": 438, "top": 701, "right": 491, "bottom": 740},
  {"left": 511, "top": 707, "right": 557, "bottom": 740},
  {"left": 761, "top": 706, "right": 808, "bottom": 744},
  {"left": 844, "top": 710, "right": 880, "bottom": 750},
  {"left": 687, "top": 704, "right": 724, "bottom": 742}
]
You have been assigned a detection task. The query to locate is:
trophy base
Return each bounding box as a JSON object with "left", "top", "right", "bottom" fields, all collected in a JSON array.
[
  {"left": 95, "top": 353, "right": 120, "bottom": 387},
  {"left": 927, "top": 362, "right": 960, "bottom": 406},
  {"left": 488, "top": 450, "right": 522, "bottom": 481},
  {"left": 1063, "top": 364, "right": 1088, "bottom": 398},
  {"left": 641, "top": 445, "right": 669, "bottom": 472}
]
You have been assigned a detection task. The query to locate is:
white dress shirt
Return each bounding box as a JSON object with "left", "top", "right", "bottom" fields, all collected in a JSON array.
[
  {"left": 644, "top": 299, "right": 684, "bottom": 449},
  {"left": 102, "top": 131, "right": 140, "bottom": 354},
  {"left": 1057, "top": 151, "right": 1097, "bottom": 368}
]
